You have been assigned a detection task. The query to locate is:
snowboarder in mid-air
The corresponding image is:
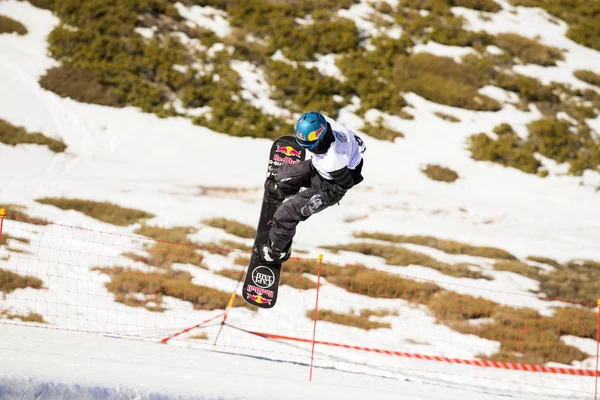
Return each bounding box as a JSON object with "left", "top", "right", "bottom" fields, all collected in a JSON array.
[{"left": 260, "top": 111, "right": 366, "bottom": 263}]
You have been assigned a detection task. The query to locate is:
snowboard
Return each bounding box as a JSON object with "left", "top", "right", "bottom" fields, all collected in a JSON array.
[{"left": 242, "top": 136, "right": 306, "bottom": 309}]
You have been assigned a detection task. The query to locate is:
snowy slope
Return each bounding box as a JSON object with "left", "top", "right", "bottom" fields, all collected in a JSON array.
[{"left": 1, "top": 0, "right": 600, "bottom": 399}]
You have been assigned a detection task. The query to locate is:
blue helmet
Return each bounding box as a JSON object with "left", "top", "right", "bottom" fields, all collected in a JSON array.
[{"left": 295, "top": 112, "right": 328, "bottom": 150}]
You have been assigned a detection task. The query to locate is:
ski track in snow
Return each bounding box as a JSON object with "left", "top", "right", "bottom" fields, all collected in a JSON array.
[{"left": 0, "top": 0, "right": 600, "bottom": 398}]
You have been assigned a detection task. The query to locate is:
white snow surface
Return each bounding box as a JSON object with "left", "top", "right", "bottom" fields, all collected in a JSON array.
[
  {"left": 175, "top": 2, "right": 231, "bottom": 38},
  {"left": 1, "top": 0, "right": 600, "bottom": 399}
]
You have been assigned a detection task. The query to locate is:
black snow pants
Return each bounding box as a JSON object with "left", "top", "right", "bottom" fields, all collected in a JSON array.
[{"left": 268, "top": 160, "right": 346, "bottom": 251}]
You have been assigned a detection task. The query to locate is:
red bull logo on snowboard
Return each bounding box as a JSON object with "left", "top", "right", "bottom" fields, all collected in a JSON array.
[
  {"left": 276, "top": 146, "right": 301, "bottom": 158},
  {"left": 273, "top": 154, "right": 301, "bottom": 165},
  {"left": 247, "top": 285, "right": 274, "bottom": 298},
  {"left": 247, "top": 293, "right": 272, "bottom": 305}
]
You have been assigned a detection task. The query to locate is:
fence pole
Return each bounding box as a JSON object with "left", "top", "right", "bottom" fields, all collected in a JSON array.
[
  {"left": 594, "top": 299, "right": 600, "bottom": 400},
  {"left": 309, "top": 253, "right": 323, "bottom": 382},
  {"left": 0, "top": 209, "right": 5, "bottom": 245}
]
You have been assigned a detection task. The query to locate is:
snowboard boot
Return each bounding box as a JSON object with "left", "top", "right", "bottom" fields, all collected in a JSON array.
[{"left": 260, "top": 240, "right": 292, "bottom": 264}]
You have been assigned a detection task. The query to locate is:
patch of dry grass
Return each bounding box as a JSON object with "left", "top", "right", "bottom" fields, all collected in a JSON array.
[
  {"left": 0, "top": 204, "right": 50, "bottom": 225},
  {"left": 36, "top": 198, "right": 154, "bottom": 226},
  {"left": 123, "top": 241, "right": 204, "bottom": 269},
  {"left": 495, "top": 33, "right": 564, "bottom": 66},
  {"left": 493, "top": 260, "right": 540, "bottom": 280},
  {"left": 434, "top": 111, "right": 461, "bottom": 122},
  {"left": 1, "top": 269, "right": 43, "bottom": 293},
  {"left": 135, "top": 225, "right": 194, "bottom": 243},
  {"left": 0, "top": 234, "right": 29, "bottom": 247},
  {"left": 574, "top": 70, "right": 600, "bottom": 88},
  {"left": 0, "top": 15, "right": 27, "bottom": 35},
  {"left": 0, "top": 310, "right": 45, "bottom": 323},
  {"left": 190, "top": 332, "right": 209, "bottom": 340},
  {"left": 203, "top": 218, "right": 256, "bottom": 239},
  {"left": 526, "top": 256, "right": 562, "bottom": 269},
  {"left": 217, "top": 240, "right": 252, "bottom": 252},
  {"left": 422, "top": 164, "right": 459, "bottom": 183},
  {"left": 326, "top": 242, "right": 486, "bottom": 279},
  {"left": 354, "top": 232, "right": 517, "bottom": 260},
  {"left": 537, "top": 260, "right": 600, "bottom": 304},
  {"left": 94, "top": 267, "right": 250, "bottom": 312},
  {"left": 308, "top": 308, "right": 392, "bottom": 330},
  {"left": 0, "top": 119, "right": 66, "bottom": 153},
  {"left": 429, "top": 291, "right": 591, "bottom": 365},
  {"left": 285, "top": 258, "right": 441, "bottom": 303},
  {"left": 40, "top": 66, "right": 123, "bottom": 107}
]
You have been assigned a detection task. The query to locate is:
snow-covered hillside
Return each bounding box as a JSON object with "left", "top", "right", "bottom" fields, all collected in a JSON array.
[{"left": 1, "top": 0, "right": 600, "bottom": 399}]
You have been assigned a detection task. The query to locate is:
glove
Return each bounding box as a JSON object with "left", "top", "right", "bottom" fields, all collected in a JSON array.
[{"left": 264, "top": 178, "right": 285, "bottom": 201}]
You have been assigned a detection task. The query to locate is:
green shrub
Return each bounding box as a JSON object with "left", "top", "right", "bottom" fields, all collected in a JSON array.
[
  {"left": 267, "top": 60, "right": 349, "bottom": 116},
  {"left": 527, "top": 119, "right": 600, "bottom": 175},
  {"left": 36, "top": 198, "right": 154, "bottom": 226},
  {"left": 452, "top": 0, "right": 502, "bottom": 12},
  {"left": 40, "top": 66, "right": 122, "bottom": 107},
  {"left": 510, "top": 0, "right": 600, "bottom": 52},
  {"left": 468, "top": 132, "right": 540, "bottom": 174},
  {"left": 493, "top": 123, "right": 515, "bottom": 135},
  {"left": 574, "top": 70, "right": 600, "bottom": 88},
  {"left": 398, "top": 2, "right": 495, "bottom": 48},
  {"left": 1, "top": 269, "right": 43, "bottom": 293},
  {"left": 394, "top": 53, "right": 501, "bottom": 111},
  {"left": 337, "top": 36, "right": 409, "bottom": 115},
  {"left": 495, "top": 33, "right": 564, "bottom": 66},
  {"left": 0, "top": 119, "right": 67, "bottom": 153},
  {"left": 27, "top": 0, "right": 55, "bottom": 9},
  {"left": 422, "top": 164, "right": 459, "bottom": 183},
  {"left": 0, "top": 15, "right": 27, "bottom": 35},
  {"left": 361, "top": 117, "right": 404, "bottom": 141},
  {"left": 494, "top": 72, "right": 558, "bottom": 103},
  {"left": 269, "top": 17, "right": 359, "bottom": 61}
]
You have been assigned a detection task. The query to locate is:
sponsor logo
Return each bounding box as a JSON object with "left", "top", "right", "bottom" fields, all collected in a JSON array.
[
  {"left": 247, "top": 293, "right": 273, "bottom": 305},
  {"left": 252, "top": 266, "right": 275, "bottom": 288},
  {"left": 307, "top": 125, "right": 325, "bottom": 142},
  {"left": 247, "top": 285, "right": 274, "bottom": 298},
  {"left": 276, "top": 146, "right": 301, "bottom": 158},
  {"left": 334, "top": 130, "right": 348, "bottom": 143},
  {"left": 273, "top": 154, "right": 301, "bottom": 165}
]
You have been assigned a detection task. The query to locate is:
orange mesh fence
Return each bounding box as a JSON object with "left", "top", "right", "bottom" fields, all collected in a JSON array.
[{"left": 0, "top": 214, "right": 597, "bottom": 398}]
